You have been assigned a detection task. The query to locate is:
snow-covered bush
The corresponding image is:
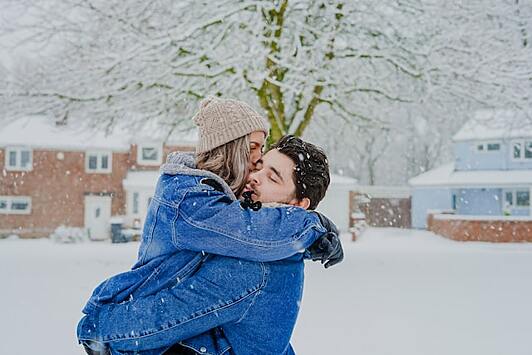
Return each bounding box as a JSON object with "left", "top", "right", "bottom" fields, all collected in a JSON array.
[
  {"left": 49, "top": 226, "right": 89, "bottom": 244},
  {"left": 0, "top": 234, "right": 21, "bottom": 241}
]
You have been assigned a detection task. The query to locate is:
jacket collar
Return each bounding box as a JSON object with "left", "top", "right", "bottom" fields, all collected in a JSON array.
[{"left": 160, "top": 151, "right": 236, "bottom": 200}]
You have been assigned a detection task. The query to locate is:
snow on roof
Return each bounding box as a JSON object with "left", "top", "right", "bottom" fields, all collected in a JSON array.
[
  {"left": 0, "top": 116, "right": 197, "bottom": 151},
  {"left": 453, "top": 110, "right": 532, "bottom": 142},
  {"left": 123, "top": 170, "right": 160, "bottom": 189},
  {"left": 409, "top": 162, "right": 532, "bottom": 187},
  {"left": 330, "top": 174, "right": 358, "bottom": 186}
]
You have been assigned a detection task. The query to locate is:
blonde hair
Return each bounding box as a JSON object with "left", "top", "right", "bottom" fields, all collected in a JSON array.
[{"left": 196, "top": 135, "right": 250, "bottom": 196}]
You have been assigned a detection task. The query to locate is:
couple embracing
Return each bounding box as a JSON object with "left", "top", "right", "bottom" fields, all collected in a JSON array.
[{"left": 78, "top": 97, "right": 344, "bottom": 355}]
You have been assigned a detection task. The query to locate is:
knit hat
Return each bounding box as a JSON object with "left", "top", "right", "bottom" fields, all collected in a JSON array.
[{"left": 193, "top": 96, "right": 269, "bottom": 153}]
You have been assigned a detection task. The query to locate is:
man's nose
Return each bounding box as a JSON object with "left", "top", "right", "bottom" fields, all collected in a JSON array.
[{"left": 249, "top": 171, "right": 260, "bottom": 185}]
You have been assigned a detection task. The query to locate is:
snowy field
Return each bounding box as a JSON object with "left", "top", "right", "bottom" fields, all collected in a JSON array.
[{"left": 1, "top": 228, "right": 532, "bottom": 355}]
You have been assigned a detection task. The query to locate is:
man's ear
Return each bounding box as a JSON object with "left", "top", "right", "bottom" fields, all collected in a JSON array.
[{"left": 293, "top": 197, "right": 311, "bottom": 210}]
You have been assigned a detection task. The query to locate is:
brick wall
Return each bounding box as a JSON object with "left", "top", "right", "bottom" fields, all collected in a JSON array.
[
  {"left": 427, "top": 213, "right": 532, "bottom": 242},
  {"left": 0, "top": 144, "right": 194, "bottom": 238},
  {"left": 0, "top": 150, "right": 130, "bottom": 238}
]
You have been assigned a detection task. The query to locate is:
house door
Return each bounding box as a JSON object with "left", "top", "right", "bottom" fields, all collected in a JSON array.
[
  {"left": 129, "top": 190, "right": 153, "bottom": 226},
  {"left": 84, "top": 195, "right": 112, "bottom": 240}
]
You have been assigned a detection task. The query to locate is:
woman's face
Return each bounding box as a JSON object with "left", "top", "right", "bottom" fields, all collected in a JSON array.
[{"left": 248, "top": 131, "right": 266, "bottom": 173}]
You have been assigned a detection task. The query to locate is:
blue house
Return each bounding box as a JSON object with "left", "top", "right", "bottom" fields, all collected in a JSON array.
[{"left": 409, "top": 110, "right": 532, "bottom": 229}]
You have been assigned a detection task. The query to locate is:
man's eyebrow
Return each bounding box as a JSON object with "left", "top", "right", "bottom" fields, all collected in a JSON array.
[{"left": 269, "top": 166, "right": 284, "bottom": 182}]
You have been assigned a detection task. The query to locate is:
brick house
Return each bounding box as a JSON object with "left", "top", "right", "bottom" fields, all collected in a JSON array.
[{"left": 0, "top": 116, "right": 195, "bottom": 239}]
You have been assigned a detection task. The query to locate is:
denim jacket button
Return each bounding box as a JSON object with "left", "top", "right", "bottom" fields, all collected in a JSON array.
[{"left": 199, "top": 346, "right": 207, "bottom": 353}]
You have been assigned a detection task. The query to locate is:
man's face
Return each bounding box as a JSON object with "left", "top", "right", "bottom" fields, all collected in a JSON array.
[
  {"left": 244, "top": 149, "right": 298, "bottom": 205},
  {"left": 248, "top": 131, "right": 265, "bottom": 173}
]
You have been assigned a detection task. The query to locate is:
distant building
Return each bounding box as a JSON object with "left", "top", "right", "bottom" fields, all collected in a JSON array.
[
  {"left": 410, "top": 110, "right": 532, "bottom": 230},
  {"left": 0, "top": 116, "right": 195, "bottom": 239},
  {"left": 317, "top": 174, "right": 359, "bottom": 232}
]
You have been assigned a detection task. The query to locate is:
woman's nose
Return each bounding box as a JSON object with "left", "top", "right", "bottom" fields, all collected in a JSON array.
[{"left": 250, "top": 151, "right": 262, "bottom": 165}]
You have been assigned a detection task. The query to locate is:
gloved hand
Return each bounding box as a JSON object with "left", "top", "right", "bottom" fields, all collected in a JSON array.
[
  {"left": 240, "top": 191, "right": 262, "bottom": 211},
  {"left": 307, "top": 212, "right": 344, "bottom": 268}
]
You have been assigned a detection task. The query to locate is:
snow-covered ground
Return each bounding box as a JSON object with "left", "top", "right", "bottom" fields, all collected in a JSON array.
[{"left": 1, "top": 228, "right": 532, "bottom": 355}]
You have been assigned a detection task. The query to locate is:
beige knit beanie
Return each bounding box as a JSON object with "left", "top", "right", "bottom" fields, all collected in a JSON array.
[{"left": 193, "top": 96, "right": 269, "bottom": 153}]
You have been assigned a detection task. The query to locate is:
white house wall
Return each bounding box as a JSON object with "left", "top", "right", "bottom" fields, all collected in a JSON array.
[{"left": 411, "top": 187, "right": 453, "bottom": 229}]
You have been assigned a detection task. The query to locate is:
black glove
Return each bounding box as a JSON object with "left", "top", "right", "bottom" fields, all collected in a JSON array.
[
  {"left": 240, "top": 191, "right": 262, "bottom": 211},
  {"left": 307, "top": 212, "right": 344, "bottom": 268}
]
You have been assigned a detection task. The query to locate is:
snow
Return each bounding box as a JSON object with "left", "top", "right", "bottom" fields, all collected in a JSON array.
[
  {"left": 453, "top": 110, "right": 532, "bottom": 142},
  {"left": 353, "top": 185, "right": 411, "bottom": 198},
  {"left": 330, "top": 174, "right": 358, "bottom": 186},
  {"left": 1, "top": 228, "right": 532, "bottom": 355},
  {"left": 409, "top": 163, "right": 532, "bottom": 187},
  {"left": 0, "top": 116, "right": 197, "bottom": 151}
]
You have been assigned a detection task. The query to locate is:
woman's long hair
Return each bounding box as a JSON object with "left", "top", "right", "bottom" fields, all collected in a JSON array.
[{"left": 195, "top": 135, "right": 250, "bottom": 197}]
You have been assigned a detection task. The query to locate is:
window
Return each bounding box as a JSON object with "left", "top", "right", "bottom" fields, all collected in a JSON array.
[
  {"left": 0, "top": 196, "right": 32, "bottom": 214},
  {"left": 526, "top": 142, "right": 532, "bottom": 159},
  {"left": 504, "top": 189, "right": 530, "bottom": 209},
  {"left": 137, "top": 144, "right": 162, "bottom": 165},
  {"left": 487, "top": 143, "right": 500, "bottom": 151},
  {"left": 516, "top": 191, "right": 530, "bottom": 207},
  {"left": 5, "top": 147, "right": 32, "bottom": 171},
  {"left": 132, "top": 192, "right": 139, "bottom": 214},
  {"left": 505, "top": 191, "right": 513, "bottom": 206},
  {"left": 513, "top": 142, "right": 522, "bottom": 159},
  {"left": 85, "top": 151, "right": 112, "bottom": 173},
  {"left": 512, "top": 140, "right": 532, "bottom": 160},
  {"left": 475, "top": 142, "right": 500, "bottom": 153}
]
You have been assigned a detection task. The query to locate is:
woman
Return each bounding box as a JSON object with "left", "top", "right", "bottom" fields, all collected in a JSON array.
[{"left": 78, "top": 97, "right": 338, "bottom": 354}]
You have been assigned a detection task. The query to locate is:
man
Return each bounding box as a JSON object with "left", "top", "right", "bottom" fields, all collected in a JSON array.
[{"left": 79, "top": 135, "right": 342, "bottom": 354}]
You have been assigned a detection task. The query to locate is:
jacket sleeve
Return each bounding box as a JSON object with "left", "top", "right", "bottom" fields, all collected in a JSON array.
[
  {"left": 174, "top": 185, "right": 327, "bottom": 262},
  {"left": 78, "top": 258, "right": 265, "bottom": 352}
]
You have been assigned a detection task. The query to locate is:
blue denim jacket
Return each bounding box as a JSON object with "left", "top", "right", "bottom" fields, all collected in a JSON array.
[
  {"left": 77, "top": 152, "right": 325, "bottom": 354},
  {"left": 82, "top": 254, "right": 305, "bottom": 355}
]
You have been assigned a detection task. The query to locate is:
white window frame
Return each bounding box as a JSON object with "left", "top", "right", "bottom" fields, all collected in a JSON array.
[
  {"left": 474, "top": 141, "right": 501, "bottom": 153},
  {"left": 137, "top": 144, "right": 163, "bottom": 166},
  {"left": 511, "top": 140, "right": 532, "bottom": 161},
  {"left": 503, "top": 188, "right": 530, "bottom": 210},
  {"left": 4, "top": 146, "right": 33, "bottom": 171},
  {"left": 85, "top": 151, "right": 112, "bottom": 173},
  {"left": 0, "top": 196, "right": 32, "bottom": 215}
]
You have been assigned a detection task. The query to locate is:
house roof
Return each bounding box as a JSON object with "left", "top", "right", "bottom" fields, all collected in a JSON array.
[
  {"left": 453, "top": 110, "right": 532, "bottom": 142},
  {"left": 0, "top": 116, "right": 197, "bottom": 151},
  {"left": 409, "top": 163, "right": 532, "bottom": 188}
]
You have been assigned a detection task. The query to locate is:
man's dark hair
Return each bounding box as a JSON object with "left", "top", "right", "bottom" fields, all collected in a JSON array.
[{"left": 271, "top": 135, "right": 330, "bottom": 210}]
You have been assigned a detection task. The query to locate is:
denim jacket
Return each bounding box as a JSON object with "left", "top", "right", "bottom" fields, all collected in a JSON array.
[{"left": 77, "top": 152, "right": 326, "bottom": 353}]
